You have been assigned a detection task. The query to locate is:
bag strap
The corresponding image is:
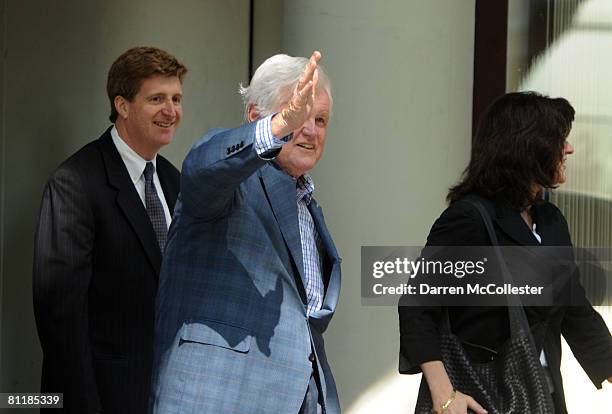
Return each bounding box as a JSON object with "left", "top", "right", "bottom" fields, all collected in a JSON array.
[{"left": 463, "top": 196, "right": 533, "bottom": 338}]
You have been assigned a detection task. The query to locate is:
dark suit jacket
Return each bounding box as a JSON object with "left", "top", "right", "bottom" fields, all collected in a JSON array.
[
  {"left": 33, "top": 127, "right": 180, "bottom": 413},
  {"left": 398, "top": 195, "right": 612, "bottom": 414}
]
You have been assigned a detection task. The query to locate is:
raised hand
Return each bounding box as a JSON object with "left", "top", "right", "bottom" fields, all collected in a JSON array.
[{"left": 271, "top": 51, "right": 321, "bottom": 138}]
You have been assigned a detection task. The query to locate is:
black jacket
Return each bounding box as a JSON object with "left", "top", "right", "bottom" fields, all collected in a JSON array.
[
  {"left": 33, "top": 128, "right": 180, "bottom": 413},
  {"left": 399, "top": 196, "right": 612, "bottom": 414}
]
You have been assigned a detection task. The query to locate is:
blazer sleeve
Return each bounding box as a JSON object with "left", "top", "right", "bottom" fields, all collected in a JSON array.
[
  {"left": 180, "top": 122, "right": 271, "bottom": 220},
  {"left": 398, "top": 200, "right": 488, "bottom": 373},
  {"left": 32, "top": 167, "right": 101, "bottom": 413}
]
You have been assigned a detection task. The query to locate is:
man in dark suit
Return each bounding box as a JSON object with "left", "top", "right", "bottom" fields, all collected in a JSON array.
[
  {"left": 33, "top": 46, "right": 186, "bottom": 413},
  {"left": 151, "top": 51, "right": 342, "bottom": 414}
]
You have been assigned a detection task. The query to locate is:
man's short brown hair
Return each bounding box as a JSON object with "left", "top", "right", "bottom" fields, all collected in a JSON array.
[{"left": 107, "top": 46, "right": 188, "bottom": 122}]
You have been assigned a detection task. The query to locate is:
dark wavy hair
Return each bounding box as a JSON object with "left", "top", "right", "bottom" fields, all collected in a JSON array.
[
  {"left": 107, "top": 46, "right": 188, "bottom": 123},
  {"left": 448, "top": 92, "right": 575, "bottom": 210}
]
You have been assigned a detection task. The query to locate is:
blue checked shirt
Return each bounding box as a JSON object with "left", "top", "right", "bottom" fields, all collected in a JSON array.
[{"left": 255, "top": 115, "right": 325, "bottom": 315}]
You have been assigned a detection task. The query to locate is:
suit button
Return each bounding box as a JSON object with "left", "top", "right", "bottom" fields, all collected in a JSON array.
[
  {"left": 231, "top": 144, "right": 236, "bottom": 151},
  {"left": 240, "top": 140, "right": 244, "bottom": 147},
  {"left": 309, "top": 353, "right": 315, "bottom": 362},
  {"left": 226, "top": 147, "right": 231, "bottom": 155}
]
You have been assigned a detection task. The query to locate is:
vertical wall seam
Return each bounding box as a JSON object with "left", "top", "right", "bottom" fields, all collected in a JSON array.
[{"left": 248, "top": 0, "right": 254, "bottom": 80}]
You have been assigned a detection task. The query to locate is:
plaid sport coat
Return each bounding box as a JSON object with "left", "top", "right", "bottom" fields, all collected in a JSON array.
[{"left": 151, "top": 121, "right": 342, "bottom": 414}]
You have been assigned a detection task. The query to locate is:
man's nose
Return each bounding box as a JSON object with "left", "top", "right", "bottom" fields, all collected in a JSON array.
[
  {"left": 301, "top": 117, "right": 316, "bottom": 136},
  {"left": 161, "top": 100, "right": 176, "bottom": 117}
]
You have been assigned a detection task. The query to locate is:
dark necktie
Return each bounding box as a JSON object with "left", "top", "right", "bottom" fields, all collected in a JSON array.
[{"left": 143, "top": 162, "right": 168, "bottom": 252}]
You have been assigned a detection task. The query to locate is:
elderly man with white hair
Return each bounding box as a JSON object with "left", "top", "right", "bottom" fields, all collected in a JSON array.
[{"left": 151, "top": 51, "right": 341, "bottom": 414}]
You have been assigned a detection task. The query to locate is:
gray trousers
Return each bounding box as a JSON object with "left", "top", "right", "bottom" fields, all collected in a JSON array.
[{"left": 299, "top": 372, "right": 323, "bottom": 414}]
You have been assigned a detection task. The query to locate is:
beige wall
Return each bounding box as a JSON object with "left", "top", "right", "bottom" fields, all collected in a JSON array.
[
  {"left": 278, "top": 0, "right": 475, "bottom": 411},
  {"left": 0, "top": 0, "right": 250, "bottom": 406}
]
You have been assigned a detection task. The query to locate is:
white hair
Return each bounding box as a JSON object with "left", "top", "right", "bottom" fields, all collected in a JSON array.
[{"left": 239, "top": 54, "right": 332, "bottom": 121}]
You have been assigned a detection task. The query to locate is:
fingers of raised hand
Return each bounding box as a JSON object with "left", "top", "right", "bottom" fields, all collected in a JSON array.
[
  {"left": 312, "top": 68, "right": 319, "bottom": 97},
  {"left": 296, "top": 79, "right": 314, "bottom": 104},
  {"left": 297, "top": 51, "right": 321, "bottom": 91}
]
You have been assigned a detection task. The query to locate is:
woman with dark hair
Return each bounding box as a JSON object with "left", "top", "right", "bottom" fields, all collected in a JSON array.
[{"left": 399, "top": 92, "right": 612, "bottom": 414}]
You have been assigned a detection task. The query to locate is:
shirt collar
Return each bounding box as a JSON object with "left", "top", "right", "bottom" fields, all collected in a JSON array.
[
  {"left": 110, "top": 125, "right": 157, "bottom": 184},
  {"left": 296, "top": 174, "right": 315, "bottom": 204}
]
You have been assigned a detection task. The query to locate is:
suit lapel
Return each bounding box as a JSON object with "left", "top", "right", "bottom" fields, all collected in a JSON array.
[
  {"left": 98, "top": 129, "right": 162, "bottom": 273},
  {"left": 308, "top": 200, "right": 341, "bottom": 315},
  {"left": 308, "top": 200, "right": 339, "bottom": 261},
  {"left": 259, "top": 164, "right": 306, "bottom": 289},
  {"left": 531, "top": 203, "right": 565, "bottom": 246},
  {"left": 493, "top": 203, "right": 540, "bottom": 246}
]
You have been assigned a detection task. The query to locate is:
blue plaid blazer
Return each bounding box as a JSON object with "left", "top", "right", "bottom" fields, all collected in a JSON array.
[{"left": 151, "top": 122, "right": 342, "bottom": 414}]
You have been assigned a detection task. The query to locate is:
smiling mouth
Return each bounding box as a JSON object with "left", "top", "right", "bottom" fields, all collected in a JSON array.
[
  {"left": 296, "top": 143, "right": 314, "bottom": 150},
  {"left": 154, "top": 121, "right": 174, "bottom": 128}
]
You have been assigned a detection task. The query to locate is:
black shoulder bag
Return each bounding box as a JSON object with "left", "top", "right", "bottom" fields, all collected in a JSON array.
[{"left": 414, "top": 198, "right": 554, "bottom": 414}]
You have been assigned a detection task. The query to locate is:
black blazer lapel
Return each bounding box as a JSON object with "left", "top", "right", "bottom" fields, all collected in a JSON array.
[
  {"left": 98, "top": 129, "right": 162, "bottom": 273},
  {"left": 492, "top": 203, "right": 541, "bottom": 246},
  {"left": 531, "top": 202, "right": 570, "bottom": 246}
]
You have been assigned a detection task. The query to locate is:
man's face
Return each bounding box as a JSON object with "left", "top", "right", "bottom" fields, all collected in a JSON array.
[
  {"left": 276, "top": 90, "right": 331, "bottom": 178},
  {"left": 119, "top": 75, "right": 183, "bottom": 157}
]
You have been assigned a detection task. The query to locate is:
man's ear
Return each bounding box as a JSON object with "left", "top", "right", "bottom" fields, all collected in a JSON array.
[
  {"left": 114, "top": 96, "right": 129, "bottom": 120},
  {"left": 247, "top": 104, "right": 260, "bottom": 122}
]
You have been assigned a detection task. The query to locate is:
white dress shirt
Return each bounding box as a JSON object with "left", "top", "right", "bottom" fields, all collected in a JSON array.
[
  {"left": 110, "top": 126, "right": 172, "bottom": 228},
  {"left": 254, "top": 115, "right": 324, "bottom": 315}
]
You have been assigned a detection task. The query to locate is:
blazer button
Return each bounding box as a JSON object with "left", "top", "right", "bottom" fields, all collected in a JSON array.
[
  {"left": 231, "top": 144, "right": 236, "bottom": 152},
  {"left": 240, "top": 140, "right": 244, "bottom": 147},
  {"left": 309, "top": 352, "right": 315, "bottom": 362},
  {"left": 226, "top": 148, "right": 231, "bottom": 155}
]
